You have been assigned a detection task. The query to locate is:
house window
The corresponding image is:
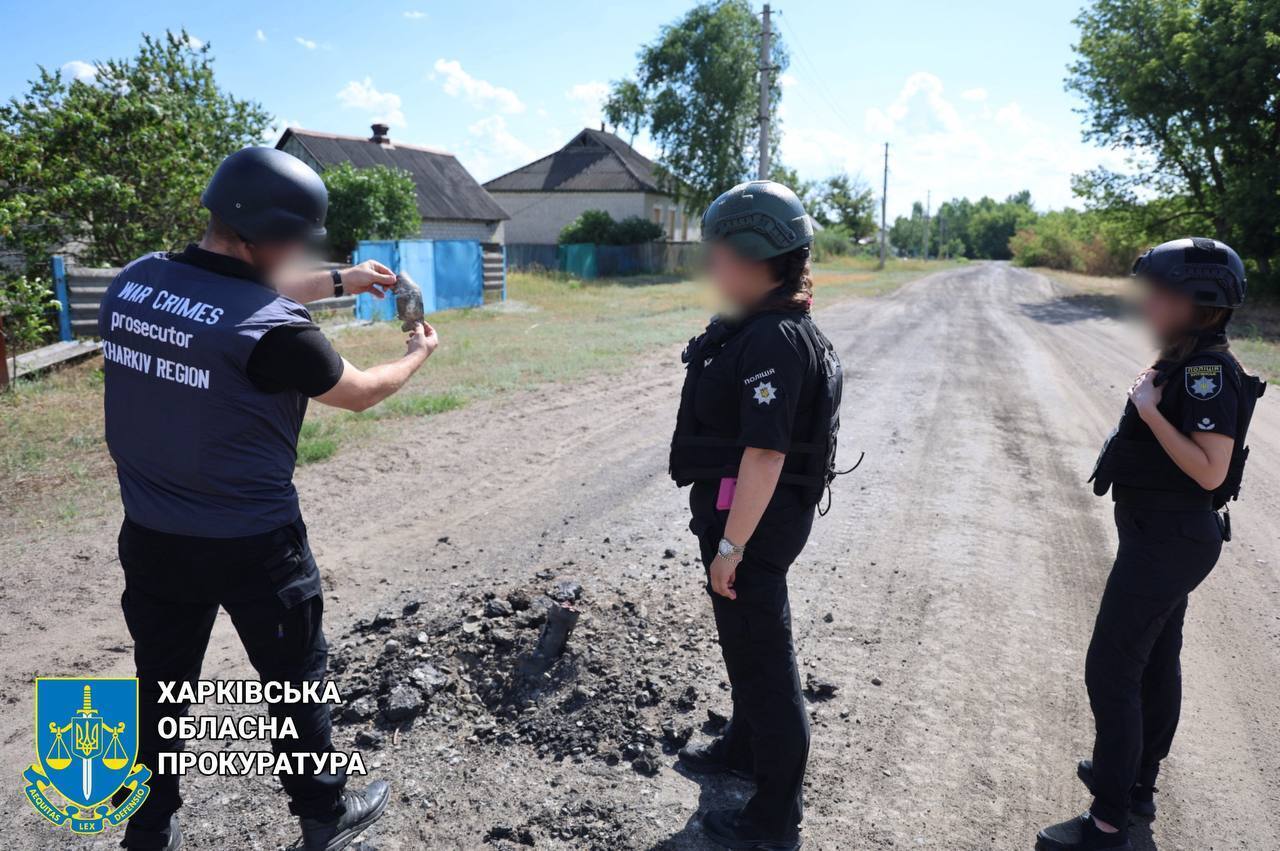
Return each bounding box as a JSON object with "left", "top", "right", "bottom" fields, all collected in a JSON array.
[
  {"left": 667, "top": 208, "right": 676, "bottom": 241},
  {"left": 652, "top": 206, "right": 662, "bottom": 225}
]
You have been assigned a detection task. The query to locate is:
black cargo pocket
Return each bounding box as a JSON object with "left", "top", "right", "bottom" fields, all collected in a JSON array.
[{"left": 265, "top": 523, "right": 322, "bottom": 610}]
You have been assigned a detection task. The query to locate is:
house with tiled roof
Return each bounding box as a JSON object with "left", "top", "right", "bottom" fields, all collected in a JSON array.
[
  {"left": 484, "top": 128, "right": 697, "bottom": 245},
  {"left": 277, "top": 124, "right": 509, "bottom": 244}
]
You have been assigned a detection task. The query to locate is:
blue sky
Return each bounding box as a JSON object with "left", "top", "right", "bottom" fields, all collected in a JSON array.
[{"left": 0, "top": 0, "right": 1124, "bottom": 219}]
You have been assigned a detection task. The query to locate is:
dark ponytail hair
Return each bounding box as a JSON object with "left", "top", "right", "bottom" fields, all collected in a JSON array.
[{"left": 758, "top": 245, "right": 814, "bottom": 313}]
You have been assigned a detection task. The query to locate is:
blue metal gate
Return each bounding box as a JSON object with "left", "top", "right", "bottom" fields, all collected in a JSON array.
[{"left": 351, "top": 239, "right": 487, "bottom": 321}]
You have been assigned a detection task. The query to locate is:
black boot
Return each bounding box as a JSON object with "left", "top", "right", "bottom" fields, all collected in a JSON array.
[
  {"left": 701, "top": 808, "right": 800, "bottom": 850},
  {"left": 297, "top": 781, "right": 390, "bottom": 851},
  {"left": 1036, "top": 813, "right": 1132, "bottom": 851},
  {"left": 677, "top": 739, "right": 752, "bottom": 780},
  {"left": 120, "top": 814, "right": 182, "bottom": 850},
  {"left": 1077, "top": 760, "right": 1158, "bottom": 820}
]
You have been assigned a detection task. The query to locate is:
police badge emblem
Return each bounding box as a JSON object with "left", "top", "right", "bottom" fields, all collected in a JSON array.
[
  {"left": 24, "top": 678, "right": 150, "bottom": 835},
  {"left": 753, "top": 381, "right": 777, "bottom": 405},
  {"left": 1186, "top": 363, "right": 1223, "bottom": 400}
]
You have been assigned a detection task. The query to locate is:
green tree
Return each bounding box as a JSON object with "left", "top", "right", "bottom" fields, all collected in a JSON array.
[
  {"left": 606, "top": 0, "right": 788, "bottom": 213},
  {"left": 321, "top": 163, "right": 421, "bottom": 260},
  {"left": 0, "top": 275, "right": 61, "bottom": 385},
  {"left": 0, "top": 31, "right": 270, "bottom": 271},
  {"left": 1068, "top": 0, "right": 1280, "bottom": 283},
  {"left": 816, "top": 173, "right": 877, "bottom": 240}
]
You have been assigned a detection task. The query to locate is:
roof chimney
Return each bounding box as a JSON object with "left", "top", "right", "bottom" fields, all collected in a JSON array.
[
  {"left": 600, "top": 121, "right": 606, "bottom": 132},
  {"left": 370, "top": 123, "right": 390, "bottom": 144}
]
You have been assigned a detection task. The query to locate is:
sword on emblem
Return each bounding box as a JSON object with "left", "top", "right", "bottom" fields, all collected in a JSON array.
[{"left": 72, "top": 684, "right": 106, "bottom": 801}]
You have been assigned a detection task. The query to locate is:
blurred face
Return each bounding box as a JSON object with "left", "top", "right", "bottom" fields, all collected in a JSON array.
[
  {"left": 248, "top": 240, "right": 309, "bottom": 278},
  {"left": 704, "top": 242, "right": 775, "bottom": 311},
  {"left": 1137, "top": 279, "right": 1196, "bottom": 344}
]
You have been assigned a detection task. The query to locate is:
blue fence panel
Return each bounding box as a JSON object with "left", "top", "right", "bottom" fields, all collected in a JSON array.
[
  {"left": 432, "top": 241, "right": 484, "bottom": 311},
  {"left": 51, "top": 255, "right": 72, "bottom": 342},
  {"left": 352, "top": 241, "right": 400, "bottom": 321},
  {"left": 353, "top": 239, "right": 485, "bottom": 319},
  {"left": 397, "top": 240, "right": 437, "bottom": 314}
]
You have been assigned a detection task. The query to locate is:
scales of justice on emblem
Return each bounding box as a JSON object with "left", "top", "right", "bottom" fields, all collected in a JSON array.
[{"left": 23, "top": 678, "right": 152, "bottom": 835}]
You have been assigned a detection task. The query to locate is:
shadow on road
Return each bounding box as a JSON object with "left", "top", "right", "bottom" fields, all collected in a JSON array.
[
  {"left": 1020, "top": 293, "right": 1127, "bottom": 325},
  {"left": 648, "top": 762, "right": 752, "bottom": 850}
]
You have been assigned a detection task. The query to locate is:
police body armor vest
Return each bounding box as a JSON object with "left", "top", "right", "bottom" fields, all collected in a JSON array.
[
  {"left": 99, "top": 252, "right": 314, "bottom": 537},
  {"left": 669, "top": 311, "right": 845, "bottom": 508},
  {"left": 1089, "top": 350, "right": 1265, "bottom": 510}
]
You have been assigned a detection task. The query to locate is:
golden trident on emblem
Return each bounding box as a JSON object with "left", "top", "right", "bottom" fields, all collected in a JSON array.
[{"left": 45, "top": 685, "right": 128, "bottom": 802}]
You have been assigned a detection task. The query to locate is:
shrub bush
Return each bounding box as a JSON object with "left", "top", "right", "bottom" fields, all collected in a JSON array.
[{"left": 559, "top": 210, "right": 665, "bottom": 245}]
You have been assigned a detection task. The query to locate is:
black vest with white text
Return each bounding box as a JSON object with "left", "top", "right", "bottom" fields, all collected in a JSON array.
[{"left": 100, "top": 252, "right": 312, "bottom": 537}]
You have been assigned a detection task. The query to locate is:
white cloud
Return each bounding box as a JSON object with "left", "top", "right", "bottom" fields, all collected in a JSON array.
[
  {"left": 777, "top": 70, "right": 1128, "bottom": 218},
  {"left": 183, "top": 34, "right": 205, "bottom": 49},
  {"left": 566, "top": 81, "right": 609, "bottom": 126},
  {"left": 432, "top": 59, "right": 524, "bottom": 114},
  {"left": 295, "top": 36, "right": 318, "bottom": 50},
  {"left": 337, "top": 78, "right": 406, "bottom": 127},
  {"left": 455, "top": 115, "right": 538, "bottom": 181},
  {"left": 60, "top": 60, "right": 96, "bottom": 83},
  {"left": 256, "top": 29, "right": 267, "bottom": 43},
  {"left": 778, "top": 72, "right": 799, "bottom": 89},
  {"left": 403, "top": 10, "right": 426, "bottom": 19}
]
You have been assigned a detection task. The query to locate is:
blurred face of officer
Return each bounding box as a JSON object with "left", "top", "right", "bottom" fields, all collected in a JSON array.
[
  {"left": 1137, "top": 279, "right": 1198, "bottom": 344},
  {"left": 705, "top": 242, "right": 777, "bottom": 311},
  {"left": 246, "top": 238, "right": 310, "bottom": 279}
]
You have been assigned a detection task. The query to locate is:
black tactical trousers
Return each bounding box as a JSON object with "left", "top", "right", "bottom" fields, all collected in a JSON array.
[
  {"left": 692, "top": 485, "right": 815, "bottom": 840},
  {"left": 116, "top": 517, "right": 344, "bottom": 848},
  {"left": 1085, "top": 504, "right": 1222, "bottom": 828}
]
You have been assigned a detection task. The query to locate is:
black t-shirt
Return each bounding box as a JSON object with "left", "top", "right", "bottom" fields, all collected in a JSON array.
[
  {"left": 1130, "top": 353, "right": 1241, "bottom": 443},
  {"left": 693, "top": 312, "right": 817, "bottom": 458},
  {"left": 170, "top": 244, "right": 344, "bottom": 397}
]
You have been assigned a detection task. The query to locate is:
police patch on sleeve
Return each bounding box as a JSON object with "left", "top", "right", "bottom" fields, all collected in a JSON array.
[
  {"left": 752, "top": 381, "right": 777, "bottom": 405},
  {"left": 1185, "top": 363, "right": 1223, "bottom": 400}
]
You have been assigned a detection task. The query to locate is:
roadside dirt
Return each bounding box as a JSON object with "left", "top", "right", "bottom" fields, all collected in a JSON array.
[{"left": 2, "top": 263, "right": 1277, "bottom": 850}]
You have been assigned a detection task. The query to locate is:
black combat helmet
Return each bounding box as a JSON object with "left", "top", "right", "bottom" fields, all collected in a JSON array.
[
  {"left": 201, "top": 147, "right": 328, "bottom": 244},
  {"left": 1131, "top": 237, "right": 1247, "bottom": 309},
  {"left": 701, "top": 180, "right": 814, "bottom": 260}
]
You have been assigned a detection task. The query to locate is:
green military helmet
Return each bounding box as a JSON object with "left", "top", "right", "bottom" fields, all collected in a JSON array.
[{"left": 701, "top": 180, "right": 814, "bottom": 260}]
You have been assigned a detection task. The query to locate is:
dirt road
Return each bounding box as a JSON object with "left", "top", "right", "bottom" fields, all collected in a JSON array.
[{"left": 3, "top": 263, "right": 1278, "bottom": 850}]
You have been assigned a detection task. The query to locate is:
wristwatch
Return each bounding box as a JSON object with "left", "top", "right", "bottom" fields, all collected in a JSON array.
[
  {"left": 717, "top": 537, "right": 745, "bottom": 561},
  {"left": 330, "top": 269, "right": 344, "bottom": 297}
]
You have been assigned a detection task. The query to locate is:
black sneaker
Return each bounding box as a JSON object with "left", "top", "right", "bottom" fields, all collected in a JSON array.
[
  {"left": 120, "top": 814, "right": 182, "bottom": 850},
  {"left": 1036, "top": 813, "right": 1132, "bottom": 851},
  {"left": 701, "top": 808, "right": 801, "bottom": 850},
  {"left": 296, "top": 781, "right": 390, "bottom": 851},
  {"left": 1077, "top": 760, "right": 1158, "bottom": 820},
  {"left": 677, "top": 740, "right": 752, "bottom": 780}
]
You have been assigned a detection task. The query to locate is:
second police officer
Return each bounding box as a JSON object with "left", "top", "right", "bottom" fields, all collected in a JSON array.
[
  {"left": 670, "top": 180, "right": 848, "bottom": 851},
  {"left": 1036, "top": 238, "right": 1265, "bottom": 851}
]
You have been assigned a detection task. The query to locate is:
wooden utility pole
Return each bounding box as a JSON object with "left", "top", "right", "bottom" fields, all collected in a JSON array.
[
  {"left": 757, "top": 3, "right": 773, "bottom": 180},
  {"left": 921, "top": 189, "right": 931, "bottom": 260},
  {"left": 878, "top": 142, "right": 888, "bottom": 269}
]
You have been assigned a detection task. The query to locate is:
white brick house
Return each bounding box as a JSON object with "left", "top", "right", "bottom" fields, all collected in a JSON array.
[
  {"left": 484, "top": 128, "right": 697, "bottom": 245},
  {"left": 277, "top": 124, "right": 509, "bottom": 244}
]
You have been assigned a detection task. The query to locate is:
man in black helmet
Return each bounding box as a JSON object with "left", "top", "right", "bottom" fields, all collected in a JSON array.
[{"left": 101, "top": 147, "right": 435, "bottom": 850}]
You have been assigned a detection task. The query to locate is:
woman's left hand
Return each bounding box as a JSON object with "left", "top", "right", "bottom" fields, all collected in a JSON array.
[
  {"left": 709, "top": 554, "right": 739, "bottom": 600},
  {"left": 1128, "top": 368, "right": 1163, "bottom": 417}
]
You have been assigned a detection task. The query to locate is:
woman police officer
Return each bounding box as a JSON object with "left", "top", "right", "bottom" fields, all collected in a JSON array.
[
  {"left": 669, "top": 180, "right": 845, "bottom": 851},
  {"left": 1037, "top": 238, "right": 1265, "bottom": 851}
]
